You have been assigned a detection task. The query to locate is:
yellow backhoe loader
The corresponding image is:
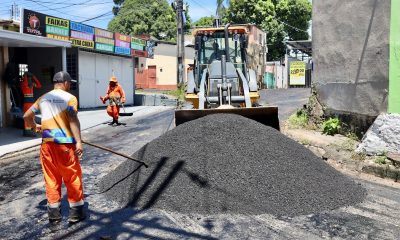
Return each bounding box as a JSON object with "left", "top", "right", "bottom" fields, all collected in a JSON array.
[{"left": 175, "top": 23, "right": 280, "bottom": 130}]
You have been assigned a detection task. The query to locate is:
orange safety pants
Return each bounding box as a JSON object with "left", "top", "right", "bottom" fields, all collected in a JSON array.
[
  {"left": 40, "top": 142, "right": 84, "bottom": 207},
  {"left": 107, "top": 105, "right": 120, "bottom": 120}
]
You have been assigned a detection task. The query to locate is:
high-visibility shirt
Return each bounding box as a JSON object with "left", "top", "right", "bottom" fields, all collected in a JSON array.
[
  {"left": 105, "top": 84, "right": 126, "bottom": 106},
  {"left": 21, "top": 72, "right": 42, "bottom": 98},
  {"left": 31, "top": 89, "right": 78, "bottom": 144}
]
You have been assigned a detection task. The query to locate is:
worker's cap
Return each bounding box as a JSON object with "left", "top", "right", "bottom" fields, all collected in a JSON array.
[
  {"left": 109, "top": 76, "right": 118, "bottom": 82},
  {"left": 53, "top": 71, "right": 77, "bottom": 83}
]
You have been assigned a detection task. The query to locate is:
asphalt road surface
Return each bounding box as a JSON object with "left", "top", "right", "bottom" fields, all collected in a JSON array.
[{"left": 0, "top": 94, "right": 400, "bottom": 239}]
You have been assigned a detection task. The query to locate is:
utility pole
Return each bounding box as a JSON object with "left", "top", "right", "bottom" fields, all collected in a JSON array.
[
  {"left": 10, "top": 2, "right": 19, "bottom": 21},
  {"left": 175, "top": 0, "right": 185, "bottom": 86}
]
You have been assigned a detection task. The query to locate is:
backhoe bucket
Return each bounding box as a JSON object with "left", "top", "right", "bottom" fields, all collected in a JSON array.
[{"left": 175, "top": 107, "right": 280, "bottom": 130}]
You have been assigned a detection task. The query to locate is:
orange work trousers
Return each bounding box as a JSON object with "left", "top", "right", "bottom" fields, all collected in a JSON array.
[
  {"left": 107, "top": 105, "right": 120, "bottom": 120},
  {"left": 40, "top": 142, "right": 84, "bottom": 206}
]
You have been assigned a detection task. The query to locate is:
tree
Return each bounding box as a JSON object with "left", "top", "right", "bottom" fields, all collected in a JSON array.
[
  {"left": 193, "top": 16, "right": 215, "bottom": 27},
  {"left": 276, "top": 0, "right": 311, "bottom": 40},
  {"left": 108, "top": 0, "right": 176, "bottom": 41},
  {"left": 224, "top": 0, "right": 311, "bottom": 60}
]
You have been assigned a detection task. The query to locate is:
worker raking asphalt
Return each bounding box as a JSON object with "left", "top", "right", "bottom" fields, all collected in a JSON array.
[{"left": 98, "top": 114, "right": 366, "bottom": 216}]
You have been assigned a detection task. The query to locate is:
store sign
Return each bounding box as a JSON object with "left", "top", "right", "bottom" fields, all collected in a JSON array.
[
  {"left": 96, "top": 43, "right": 114, "bottom": 52},
  {"left": 47, "top": 34, "right": 69, "bottom": 41},
  {"left": 115, "top": 32, "right": 131, "bottom": 42},
  {"left": 289, "top": 61, "right": 306, "bottom": 85},
  {"left": 70, "top": 21, "right": 94, "bottom": 34},
  {"left": 115, "top": 39, "right": 130, "bottom": 48},
  {"left": 95, "top": 36, "right": 114, "bottom": 45},
  {"left": 71, "top": 38, "right": 94, "bottom": 49},
  {"left": 46, "top": 16, "right": 69, "bottom": 29},
  {"left": 22, "top": 9, "right": 46, "bottom": 36},
  {"left": 131, "top": 37, "right": 146, "bottom": 50},
  {"left": 131, "top": 49, "right": 148, "bottom": 57},
  {"left": 46, "top": 25, "right": 69, "bottom": 37},
  {"left": 115, "top": 46, "right": 131, "bottom": 55},
  {"left": 71, "top": 31, "right": 93, "bottom": 41},
  {"left": 95, "top": 28, "right": 113, "bottom": 39}
]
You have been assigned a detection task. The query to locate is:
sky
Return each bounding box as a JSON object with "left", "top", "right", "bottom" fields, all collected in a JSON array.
[{"left": 0, "top": 0, "right": 218, "bottom": 29}]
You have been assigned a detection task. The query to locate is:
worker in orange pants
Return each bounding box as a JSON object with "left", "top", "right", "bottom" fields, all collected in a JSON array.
[
  {"left": 21, "top": 71, "right": 42, "bottom": 136},
  {"left": 100, "top": 76, "right": 126, "bottom": 125}
]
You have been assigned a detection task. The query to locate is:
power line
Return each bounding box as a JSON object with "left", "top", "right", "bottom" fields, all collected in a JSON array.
[
  {"left": 186, "top": 0, "right": 214, "bottom": 16},
  {"left": 24, "top": 0, "right": 89, "bottom": 19},
  {"left": 80, "top": 11, "right": 112, "bottom": 22},
  {"left": 274, "top": 17, "right": 309, "bottom": 33}
]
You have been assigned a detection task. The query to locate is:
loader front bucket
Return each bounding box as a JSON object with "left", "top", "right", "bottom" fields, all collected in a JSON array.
[{"left": 175, "top": 106, "right": 280, "bottom": 130}]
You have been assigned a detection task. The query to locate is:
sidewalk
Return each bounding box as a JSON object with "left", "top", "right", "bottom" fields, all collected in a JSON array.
[{"left": 0, "top": 106, "right": 149, "bottom": 158}]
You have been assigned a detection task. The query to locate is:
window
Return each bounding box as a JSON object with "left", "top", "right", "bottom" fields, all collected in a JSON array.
[
  {"left": 67, "top": 53, "right": 77, "bottom": 90},
  {"left": 19, "top": 64, "right": 28, "bottom": 77}
]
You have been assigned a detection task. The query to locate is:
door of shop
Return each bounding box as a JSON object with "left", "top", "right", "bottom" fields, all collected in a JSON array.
[{"left": 78, "top": 51, "right": 134, "bottom": 108}]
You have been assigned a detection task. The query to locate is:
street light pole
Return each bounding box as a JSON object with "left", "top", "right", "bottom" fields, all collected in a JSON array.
[{"left": 175, "top": 0, "right": 185, "bottom": 86}]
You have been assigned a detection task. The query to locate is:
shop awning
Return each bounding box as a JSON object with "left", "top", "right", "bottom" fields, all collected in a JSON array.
[
  {"left": 284, "top": 40, "right": 312, "bottom": 56},
  {"left": 0, "top": 29, "right": 71, "bottom": 48}
]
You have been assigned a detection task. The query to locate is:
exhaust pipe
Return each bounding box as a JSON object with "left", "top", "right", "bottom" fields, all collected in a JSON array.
[{"left": 224, "top": 23, "right": 231, "bottom": 62}]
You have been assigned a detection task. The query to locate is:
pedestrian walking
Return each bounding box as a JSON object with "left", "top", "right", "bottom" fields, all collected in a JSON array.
[
  {"left": 21, "top": 68, "right": 42, "bottom": 137},
  {"left": 100, "top": 75, "right": 126, "bottom": 125},
  {"left": 23, "top": 71, "right": 86, "bottom": 224}
]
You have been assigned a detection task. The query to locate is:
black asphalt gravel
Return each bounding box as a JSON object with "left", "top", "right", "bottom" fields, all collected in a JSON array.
[{"left": 98, "top": 114, "right": 366, "bottom": 216}]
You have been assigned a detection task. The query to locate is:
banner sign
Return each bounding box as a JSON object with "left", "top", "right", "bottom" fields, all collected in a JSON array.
[
  {"left": 22, "top": 9, "right": 46, "bottom": 36},
  {"left": 115, "top": 39, "right": 130, "bottom": 48},
  {"left": 95, "top": 28, "right": 113, "bottom": 39},
  {"left": 131, "top": 37, "right": 146, "bottom": 50},
  {"left": 289, "top": 61, "right": 306, "bottom": 85},
  {"left": 47, "top": 34, "right": 70, "bottom": 41},
  {"left": 115, "top": 32, "right": 131, "bottom": 42},
  {"left": 96, "top": 43, "right": 114, "bottom": 52},
  {"left": 22, "top": 9, "right": 154, "bottom": 58},
  {"left": 71, "top": 38, "right": 94, "bottom": 49},
  {"left": 46, "top": 25, "right": 69, "bottom": 36},
  {"left": 70, "top": 21, "right": 94, "bottom": 34},
  {"left": 95, "top": 36, "right": 114, "bottom": 45},
  {"left": 46, "top": 16, "right": 69, "bottom": 29},
  {"left": 131, "top": 49, "right": 148, "bottom": 57},
  {"left": 71, "top": 30, "right": 93, "bottom": 41},
  {"left": 115, "top": 46, "right": 131, "bottom": 55}
]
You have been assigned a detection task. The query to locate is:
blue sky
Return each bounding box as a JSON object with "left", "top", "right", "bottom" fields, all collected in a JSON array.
[{"left": 0, "top": 0, "right": 218, "bottom": 29}]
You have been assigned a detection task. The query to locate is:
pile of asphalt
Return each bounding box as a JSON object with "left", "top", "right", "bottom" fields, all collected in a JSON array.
[{"left": 98, "top": 114, "right": 366, "bottom": 216}]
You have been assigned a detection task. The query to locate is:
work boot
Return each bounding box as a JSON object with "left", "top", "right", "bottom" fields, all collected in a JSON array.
[
  {"left": 114, "top": 119, "right": 121, "bottom": 126},
  {"left": 68, "top": 205, "right": 86, "bottom": 224},
  {"left": 108, "top": 119, "right": 116, "bottom": 125},
  {"left": 47, "top": 206, "right": 62, "bottom": 224}
]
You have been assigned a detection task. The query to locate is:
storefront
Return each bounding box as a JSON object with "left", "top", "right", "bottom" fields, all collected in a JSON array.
[{"left": 0, "top": 29, "right": 71, "bottom": 128}]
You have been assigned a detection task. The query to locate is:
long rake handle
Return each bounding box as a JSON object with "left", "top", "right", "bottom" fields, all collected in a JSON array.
[{"left": 82, "top": 140, "right": 148, "bottom": 168}]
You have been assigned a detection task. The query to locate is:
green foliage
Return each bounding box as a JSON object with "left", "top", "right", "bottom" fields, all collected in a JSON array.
[
  {"left": 193, "top": 16, "right": 215, "bottom": 27},
  {"left": 322, "top": 117, "right": 341, "bottom": 136},
  {"left": 351, "top": 152, "right": 366, "bottom": 161},
  {"left": 224, "top": 0, "right": 312, "bottom": 60},
  {"left": 164, "top": 85, "right": 185, "bottom": 101},
  {"left": 375, "top": 155, "right": 387, "bottom": 165},
  {"left": 288, "top": 108, "right": 309, "bottom": 129},
  {"left": 108, "top": 0, "right": 184, "bottom": 41}
]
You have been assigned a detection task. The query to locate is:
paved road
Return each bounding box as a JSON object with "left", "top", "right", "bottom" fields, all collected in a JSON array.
[
  {"left": 259, "top": 88, "right": 311, "bottom": 121},
  {"left": 1, "top": 97, "right": 400, "bottom": 239}
]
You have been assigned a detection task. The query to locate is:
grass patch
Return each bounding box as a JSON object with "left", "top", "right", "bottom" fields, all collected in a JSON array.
[
  {"left": 375, "top": 155, "right": 387, "bottom": 165},
  {"left": 351, "top": 152, "right": 366, "bottom": 161},
  {"left": 288, "top": 109, "right": 309, "bottom": 129},
  {"left": 164, "top": 86, "right": 185, "bottom": 101},
  {"left": 299, "top": 138, "right": 311, "bottom": 145},
  {"left": 340, "top": 139, "right": 357, "bottom": 152}
]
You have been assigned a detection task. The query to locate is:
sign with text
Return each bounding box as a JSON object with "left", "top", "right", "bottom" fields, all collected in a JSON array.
[
  {"left": 22, "top": 9, "right": 46, "bottom": 36},
  {"left": 115, "top": 46, "right": 131, "bottom": 55},
  {"left": 289, "top": 61, "right": 306, "bottom": 85},
  {"left": 46, "top": 16, "right": 69, "bottom": 29},
  {"left": 71, "top": 30, "right": 93, "bottom": 41},
  {"left": 47, "top": 34, "right": 69, "bottom": 41},
  {"left": 131, "top": 37, "right": 146, "bottom": 50},
  {"left": 70, "top": 21, "right": 94, "bottom": 35},
  {"left": 46, "top": 25, "right": 69, "bottom": 36},
  {"left": 115, "top": 39, "right": 130, "bottom": 48},
  {"left": 95, "top": 28, "right": 113, "bottom": 39},
  {"left": 131, "top": 49, "right": 148, "bottom": 57},
  {"left": 71, "top": 38, "right": 94, "bottom": 49},
  {"left": 95, "top": 36, "right": 114, "bottom": 45},
  {"left": 96, "top": 43, "right": 114, "bottom": 52},
  {"left": 115, "top": 32, "right": 131, "bottom": 43}
]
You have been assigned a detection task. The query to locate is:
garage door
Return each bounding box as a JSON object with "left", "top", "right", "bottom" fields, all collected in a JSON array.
[{"left": 78, "top": 51, "right": 134, "bottom": 108}]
